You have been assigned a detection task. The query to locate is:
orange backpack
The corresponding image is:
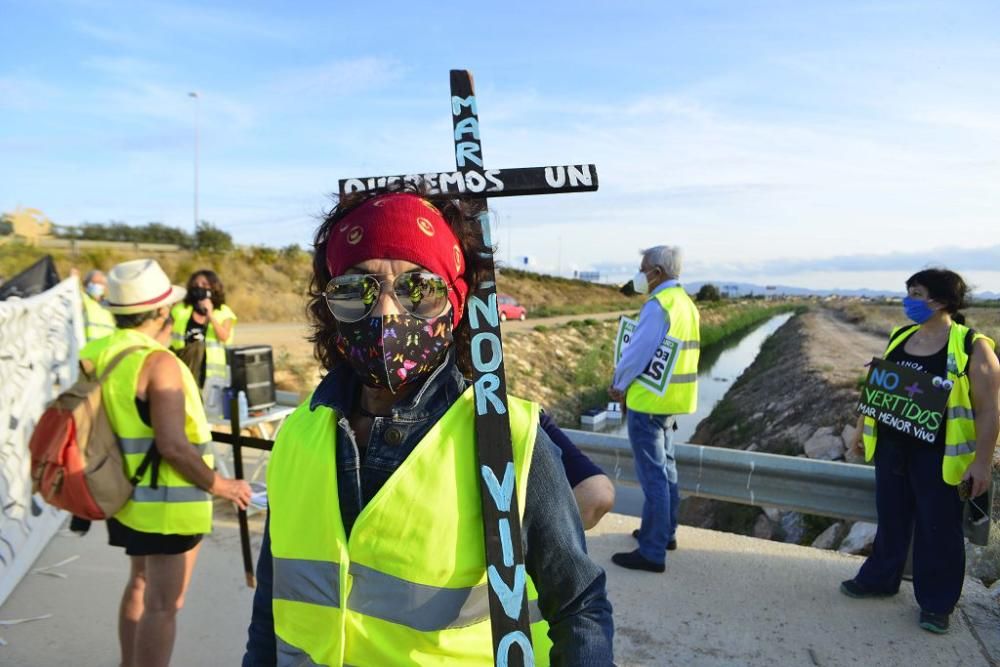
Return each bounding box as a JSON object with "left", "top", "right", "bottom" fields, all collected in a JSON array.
[{"left": 30, "top": 346, "right": 158, "bottom": 520}]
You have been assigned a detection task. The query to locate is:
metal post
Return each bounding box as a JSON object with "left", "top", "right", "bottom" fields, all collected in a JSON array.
[{"left": 188, "top": 91, "right": 199, "bottom": 229}]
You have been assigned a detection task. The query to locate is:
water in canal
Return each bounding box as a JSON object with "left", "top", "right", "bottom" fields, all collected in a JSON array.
[{"left": 585, "top": 312, "right": 795, "bottom": 443}]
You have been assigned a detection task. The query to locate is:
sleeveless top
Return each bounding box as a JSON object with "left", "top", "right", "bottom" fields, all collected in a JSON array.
[{"left": 884, "top": 339, "right": 947, "bottom": 447}]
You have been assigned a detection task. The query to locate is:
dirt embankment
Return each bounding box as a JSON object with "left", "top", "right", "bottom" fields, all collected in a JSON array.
[{"left": 682, "top": 309, "right": 885, "bottom": 541}]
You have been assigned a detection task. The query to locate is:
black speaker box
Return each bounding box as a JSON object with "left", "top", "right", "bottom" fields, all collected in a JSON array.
[{"left": 227, "top": 345, "right": 276, "bottom": 410}]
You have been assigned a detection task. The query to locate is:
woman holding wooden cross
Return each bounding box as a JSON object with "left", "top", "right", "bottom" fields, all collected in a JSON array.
[
  {"left": 842, "top": 268, "right": 1000, "bottom": 635},
  {"left": 242, "top": 190, "right": 614, "bottom": 666}
]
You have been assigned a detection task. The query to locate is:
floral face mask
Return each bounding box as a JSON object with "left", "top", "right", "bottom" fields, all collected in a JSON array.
[{"left": 334, "top": 313, "right": 453, "bottom": 394}]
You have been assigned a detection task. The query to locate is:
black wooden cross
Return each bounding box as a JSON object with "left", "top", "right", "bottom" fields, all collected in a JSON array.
[{"left": 338, "top": 70, "right": 599, "bottom": 667}]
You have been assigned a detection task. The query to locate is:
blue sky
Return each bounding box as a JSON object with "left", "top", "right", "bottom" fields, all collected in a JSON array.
[{"left": 3, "top": 0, "right": 999, "bottom": 292}]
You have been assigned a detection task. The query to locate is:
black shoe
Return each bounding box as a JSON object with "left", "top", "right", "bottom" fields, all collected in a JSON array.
[
  {"left": 611, "top": 549, "right": 665, "bottom": 573},
  {"left": 919, "top": 610, "right": 950, "bottom": 634},
  {"left": 839, "top": 579, "right": 896, "bottom": 599},
  {"left": 632, "top": 529, "right": 677, "bottom": 551}
]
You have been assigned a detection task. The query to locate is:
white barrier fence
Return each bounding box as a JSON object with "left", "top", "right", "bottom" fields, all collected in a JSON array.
[{"left": 0, "top": 278, "right": 83, "bottom": 605}]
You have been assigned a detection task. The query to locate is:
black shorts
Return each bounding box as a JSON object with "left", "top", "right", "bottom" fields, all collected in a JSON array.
[{"left": 107, "top": 518, "right": 203, "bottom": 556}]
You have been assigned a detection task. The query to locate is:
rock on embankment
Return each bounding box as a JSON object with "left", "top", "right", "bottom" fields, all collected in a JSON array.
[{"left": 681, "top": 309, "right": 885, "bottom": 549}]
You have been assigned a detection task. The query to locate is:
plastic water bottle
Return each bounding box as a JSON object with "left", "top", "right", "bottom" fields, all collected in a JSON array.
[{"left": 237, "top": 390, "right": 249, "bottom": 423}]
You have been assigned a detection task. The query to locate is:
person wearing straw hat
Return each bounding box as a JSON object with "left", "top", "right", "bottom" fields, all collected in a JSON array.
[{"left": 81, "top": 258, "right": 251, "bottom": 667}]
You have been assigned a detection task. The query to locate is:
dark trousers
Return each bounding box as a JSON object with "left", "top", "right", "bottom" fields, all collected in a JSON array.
[{"left": 854, "top": 435, "right": 965, "bottom": 614}]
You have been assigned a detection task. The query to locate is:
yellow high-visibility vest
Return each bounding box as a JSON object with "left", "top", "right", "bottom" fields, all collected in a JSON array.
[
  {"left": 267, "top": 387, "right": 553, "bottom": 666},
  {"left": 626, "top": 286, "right": 701, "bottom": 415},
  {"left": 80, "top": 328, "right": 214, "bottom": 534},
  {"left": 82, "top": 293, "right": 116, "bottom": 342},
  {"left": 862, "top": 323, "right": 995, "bottom": 485},
  {"left": 169, "top": 303, "right": 237, "bottom": 383}
]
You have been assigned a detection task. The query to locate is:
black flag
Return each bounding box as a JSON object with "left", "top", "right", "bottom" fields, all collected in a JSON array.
[{"left": 0, "top": 255, "right": 61, "bottom": 300}]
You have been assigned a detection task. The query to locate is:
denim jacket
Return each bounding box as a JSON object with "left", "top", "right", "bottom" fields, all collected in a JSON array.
[{"left": 243, "top": 354, "right": 614, "bottom": 666}]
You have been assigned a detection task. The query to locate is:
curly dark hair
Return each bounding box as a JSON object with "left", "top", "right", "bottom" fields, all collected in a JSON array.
[
  {"left": 307, "top": 185, "right": 494, "bottom": 376},
  {"left": 185, "top": 269, "right": 226, "bottom": 309},
  {"left": 906, "top": 268, "right": 969, "bottom": 322}
]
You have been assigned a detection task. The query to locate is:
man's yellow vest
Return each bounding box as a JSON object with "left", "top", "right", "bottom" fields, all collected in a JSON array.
[
  {"left": 862, "top": 323, "right": 995, "bottom": 485},
  {"left": 81, "top": 328, "right": 215, "bottom": 534},
  {"left": 626, "top": 286, "right": 701, "bottom": 415},
  {"left": 82, "top": 293, "right": 116, "bottom": 342},
  {"left": 267, "top": 387, "right": 553, "bottom": 666},
  {"left": 170, "top": 303, "right": 237, "bottom": 383}
]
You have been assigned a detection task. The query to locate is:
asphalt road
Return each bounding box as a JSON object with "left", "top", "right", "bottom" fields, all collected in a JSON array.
[{"left": 4, "top": 508, "right": 995, "bottom": 666}]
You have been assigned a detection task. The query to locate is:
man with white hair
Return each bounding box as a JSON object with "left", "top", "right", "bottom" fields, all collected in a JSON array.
[
  {"left": 81, "top": 268, "right": 116, "bottom": 342},
  {"left": 608, "top": 245, "right": 700, "bottom": 572}
]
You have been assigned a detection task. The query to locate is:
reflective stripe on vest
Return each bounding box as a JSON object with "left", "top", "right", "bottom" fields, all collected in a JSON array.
[
  {"left": 81, "top": 328, "right": 214, "bottom": 534},
  {"left": 277, "top": 637, "right": 322, "bottom": 667},
  {"left": 132, "top": 486, "right": 211, "bottom": 503},
  {"left": 272, "top": 557, "right": 544, "bottom": 634},
  {"left": 119, "top": 437, "right": 211, "bottom": 456},
  {"left": 268, "top": 387, "right": 551, "bottom": 666},
  {"left": 169, "top": 303, "right": 236, "bottom": 382},
  {"left": 862, "top": 324, "right": 995, "bottom": 485},
  {"left": 625, "top": 286, "right": 701, "bottom": 415}
]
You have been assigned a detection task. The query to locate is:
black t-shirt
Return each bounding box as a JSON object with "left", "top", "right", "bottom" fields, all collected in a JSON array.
[
  {"left": 184, "top": 315, "right": 207, "bottom": 344},
  {"left": 882, "top": 337, "right": 948, "bottom": 447},
  {"left": 183, "top": 314, "right": 209, "bottom": 386}
]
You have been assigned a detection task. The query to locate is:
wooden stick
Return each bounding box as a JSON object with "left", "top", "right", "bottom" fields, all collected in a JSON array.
[{"left": 228, "top": 396, "right": 256, "bottom": 588}]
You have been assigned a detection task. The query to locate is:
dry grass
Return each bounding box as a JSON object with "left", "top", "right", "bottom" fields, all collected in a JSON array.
[
  {"left": 0, "top": 241, "right": 312, "bottom": 322},
  {"left": 505, "top": 301, "right": 800, "bottom": 425},
  {"left": 496, "top": 268, "right": 645, "bottom": 317}
]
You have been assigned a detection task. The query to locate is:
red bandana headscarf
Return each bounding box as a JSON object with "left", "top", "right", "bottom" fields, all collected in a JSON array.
[{"left": 325, "top": 193, "right": 469, "bottom": 326}]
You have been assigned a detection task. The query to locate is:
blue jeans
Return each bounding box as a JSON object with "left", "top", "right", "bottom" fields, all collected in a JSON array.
[{"left": 627, "top": 410, "right": 679, "bottom": 564}]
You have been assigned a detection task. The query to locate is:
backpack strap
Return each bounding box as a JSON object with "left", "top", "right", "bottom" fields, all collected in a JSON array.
[
  {"left": 97, "top": 345, "right": 147, "bottom": 383},
  {"left": 129, "top": 445, "right": 160, "bottom": 487},
  {"left": 960, "top": 327, "right": 978, "bottom": 376},
  {"left": 95, "top": 345, "right": 160, "bottom": 487}
]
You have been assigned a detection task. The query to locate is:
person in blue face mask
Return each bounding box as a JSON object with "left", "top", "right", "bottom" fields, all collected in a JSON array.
[
  {"left": 81, "top": 269, "right": 117, "bottom": 342},
  {"left": 842, "top": 268, "right": 1000, "bottom": 635}
]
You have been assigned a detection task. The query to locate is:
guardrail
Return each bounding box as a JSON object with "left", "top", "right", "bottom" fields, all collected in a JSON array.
[
  {"left": 565, "top": 429, "right": 878, "bottom": 523},
  {"left": 38, "top": 238, "right": 183, "bottom": 253},
  {"left": 210, "top": 407, "right": 990, "bottom": 543}
]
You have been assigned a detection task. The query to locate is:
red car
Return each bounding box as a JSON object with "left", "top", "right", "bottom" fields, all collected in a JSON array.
[{"left": 497, "top": 294, "right": 527, "bottom": 321}]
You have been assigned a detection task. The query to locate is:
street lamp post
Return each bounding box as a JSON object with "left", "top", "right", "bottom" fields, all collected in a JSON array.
[{"left": 188, "top": 91, "right": 199, "bottom": 230}]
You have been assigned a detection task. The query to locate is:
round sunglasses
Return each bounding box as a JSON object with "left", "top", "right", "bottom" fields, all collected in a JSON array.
[{"left": 324, "top": 271, "right": 451, "bottom": 323}]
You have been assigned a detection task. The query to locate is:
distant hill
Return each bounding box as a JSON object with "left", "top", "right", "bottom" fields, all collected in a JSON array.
[{"left": 684, "top": 280, "right": 999, "bottom": 302}]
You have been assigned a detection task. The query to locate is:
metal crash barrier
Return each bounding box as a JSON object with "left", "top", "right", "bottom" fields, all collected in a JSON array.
[
  {"left": 567, "top": 429, "right": 994, "bottom": 546},
  {"left": 208, "top": 410, "right": 991, "bottom": 546},
  {"left": 568, "top": 429, "right": 878, "bottom": 522}
]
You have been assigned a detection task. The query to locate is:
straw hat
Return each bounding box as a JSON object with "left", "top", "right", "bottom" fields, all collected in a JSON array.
[{"left": 105, "top": 259, "right": 186, "bottom": 314}]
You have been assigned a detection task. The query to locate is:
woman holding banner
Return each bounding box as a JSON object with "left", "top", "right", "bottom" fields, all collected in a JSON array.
[
  {"left": 242, "top": 190, "right": 613, "bottom": 666},
  {"left": 842, "top": 268, "right": 1000, "bottom": 634}
]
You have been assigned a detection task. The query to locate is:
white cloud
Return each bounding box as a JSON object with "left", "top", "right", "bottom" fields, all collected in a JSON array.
[
  {"left": 264, "top": 57, "right": 407, "bottom": 104},
  {"left": 0, "top": 76, "right": 61, "bottom": 110}
]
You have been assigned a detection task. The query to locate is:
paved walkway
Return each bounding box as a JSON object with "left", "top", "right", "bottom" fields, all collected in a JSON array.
[{"left": 1, "top": 509, "right": 995, "bottom": 666}]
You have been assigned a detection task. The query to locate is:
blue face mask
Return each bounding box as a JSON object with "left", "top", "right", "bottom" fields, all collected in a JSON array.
[
  {"left": 85, "top": 282, "right": 105, "bottom": 301},
  {"left": 903, "top": 296, "right": 935, "bottom": 324}
]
